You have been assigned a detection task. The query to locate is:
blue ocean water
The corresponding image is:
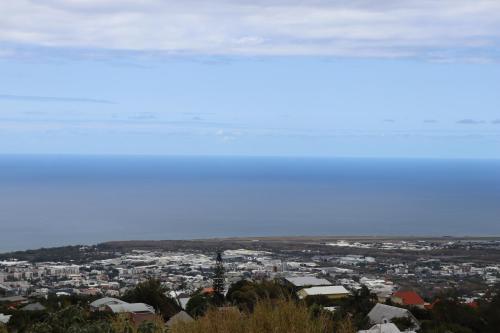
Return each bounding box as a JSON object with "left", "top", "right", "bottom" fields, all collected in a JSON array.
[{"left": 0, "top": 155, "right": 499, "bottom": 252}]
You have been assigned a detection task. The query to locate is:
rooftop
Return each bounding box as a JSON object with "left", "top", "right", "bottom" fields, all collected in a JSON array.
[
  {"left": 299, "top": 286, "right": 349, "bottom": 296},
  {"left": 285, "top": 276, "right": 331, "bottom": 287}
]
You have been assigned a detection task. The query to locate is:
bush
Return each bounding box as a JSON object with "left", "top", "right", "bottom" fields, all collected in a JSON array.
[
  {"left": 171, "top": 299, "right": 333, "bottom": 333},
  {"left": 226, "top": 279, "right": 293, "bottom": 311},
  {"left": 123, "top": 279, "right": 180, "bottom": 320}
]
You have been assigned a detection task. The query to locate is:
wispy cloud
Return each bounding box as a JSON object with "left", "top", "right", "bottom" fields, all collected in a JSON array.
[
  {"left": 456, "top": 119, "right": 485, "bottom": 125},
  {"left": 0, "top": 94, "right": 115, "bottom": 104},
  {"left": 492, "top": 119, "right": 500, "bottom": 124},
  {"left": 1, "top": 1, "right": 500, "bottom": 60},
  {"left": 128, "top": 112, "right": 157, "bottom": 120}
]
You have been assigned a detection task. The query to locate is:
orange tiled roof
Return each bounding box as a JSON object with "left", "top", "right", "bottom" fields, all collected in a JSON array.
[
  {"left": 393, "top": 291, "right": 425, "bottom": 305},
  {"left": 202, "top": 287, "right": 214, "bottom": 294}
]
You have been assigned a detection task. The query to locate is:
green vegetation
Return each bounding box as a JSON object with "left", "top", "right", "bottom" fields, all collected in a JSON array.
[
  {"left": 6, "top": 305, "right": 165, "bottom": 333},
  {"left": 171, "top": 299, "right": 343, "bottom": 333},
  {"left": 226, "top": 279, "right": 293, "bottom": 311},
  {"left": 185, "top": 291, "right": 212, "bottom": 317},
  {"left": 211, "top": 251, "right": 225, "bottom": 306},
  {"left": 122, "top": 279, "right": 180, "bottom": 320},
  {"left": 416, "top": 291, "right": 500, "bottom": 333},
  {"left": 0, "top": 246, "right": 115, "bottom": 264},
  {"left": 331, "top": 286, "right": 376, "bottom": 329}
]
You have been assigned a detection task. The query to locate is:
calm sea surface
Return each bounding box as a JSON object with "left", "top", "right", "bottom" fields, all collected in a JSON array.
[{"left": 0, "top": 155, "right": 499, "bottom": 252}]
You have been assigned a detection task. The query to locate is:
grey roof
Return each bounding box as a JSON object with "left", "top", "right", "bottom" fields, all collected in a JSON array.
[
  {"left": 300, "top": 285, "right": 350, "bottom": 297},
  {"left": 107, "top": 303, "right": 155, "bottom": 314},
  {"left": 285, "top": 276, "right": 331, "bottom": 287},
  {"left": 179, "top": 297, "right": 190, "bottom": 310},
  {"left": 0, "top": 295, "right": 27, "bottom": 303},
  {"left": 0, "top": 283, "right": 12, "bottom": 292},
  {"left": 21, "top": 302, "right": 46, "bottom": 311},
  {"left": 367, "top": 304, "right": 419, "bottom": 329},
  {"left": 166, "top": 311, "right": 194, "bottom": 327},
  {"left": 0, "top": 313, "right": 11, "bottom": 324},
  {"left": 358, "top": 323, "right": 412, "bottom": 333},
  {"left": 90, "top": 297, "right": 127, "bottom": 308}
]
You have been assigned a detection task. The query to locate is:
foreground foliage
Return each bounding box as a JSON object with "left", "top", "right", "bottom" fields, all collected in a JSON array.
[
  {"left": 171, "top": 299, "right": 341, "bottom": 333},
  {"left": 123, "top": 279, "right": 180, "bottom": 320}
]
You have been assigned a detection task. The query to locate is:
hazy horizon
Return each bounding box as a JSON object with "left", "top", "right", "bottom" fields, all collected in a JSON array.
[{"left": 1, "top": 155, "right": 499, "bottom": 252}]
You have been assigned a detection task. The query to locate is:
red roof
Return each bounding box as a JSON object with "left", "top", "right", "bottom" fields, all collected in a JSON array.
[
  {"left": 465, "top": 301, "right": 478, "bottom": 309},
  {"left": 393, "top": 291, "right": 425, "bottom": 305},
  {"left": 425, "top": 299, "right": 439, "bottom": 310},
  {"left": 202, "top": 287, "right": 214, "bottom": 294}
]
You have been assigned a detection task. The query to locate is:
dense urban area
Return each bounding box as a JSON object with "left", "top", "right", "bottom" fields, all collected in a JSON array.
[{"left": 1, "top": 237, "right": 500, "bottom": 333}]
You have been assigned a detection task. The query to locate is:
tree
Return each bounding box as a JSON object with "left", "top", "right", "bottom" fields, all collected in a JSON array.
[
  {"left": 333, "top": 286, "right": 376, "bottom": 330},
  {"left": 391, "top": 316, "right": 415, "bottom": 331},
  {"left": 226, "top": 279, "right": 292, "bottom": 311},
  {"left": 171, "top": 299, "right": 333, "bottom": 333},
  {"left": 123, "top": 279, "right": 180, "bottom": 320},
  {"left": 212, "top": 251, "right": 225, "bottom": 306},
  {"left": 480, "top": 284, "right": 500, "bottom": 333},
  {"left": 186, "top": 292, "right": 212, "bottom": 317}
]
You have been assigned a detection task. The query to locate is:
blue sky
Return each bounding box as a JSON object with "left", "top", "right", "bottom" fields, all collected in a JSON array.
[{"left": 0, "top": 0, "right": 499, "bottom": 158}]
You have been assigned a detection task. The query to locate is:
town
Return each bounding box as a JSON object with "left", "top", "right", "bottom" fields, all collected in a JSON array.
[{"left": 1, "top": 237, "right": 499, "bottom": 332}]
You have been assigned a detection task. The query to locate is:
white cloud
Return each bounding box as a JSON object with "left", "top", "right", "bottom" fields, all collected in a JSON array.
[{"left": 1, "top": 0, "right": 500, "bottom": 59}]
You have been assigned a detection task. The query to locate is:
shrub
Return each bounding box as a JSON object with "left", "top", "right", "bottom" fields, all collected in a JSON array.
[{"left": 171, "top": 299, "right": 333, "bottom": 333}]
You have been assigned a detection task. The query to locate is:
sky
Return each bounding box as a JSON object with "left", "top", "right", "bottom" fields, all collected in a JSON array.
[{"left": 0, "top": 0, "right": 499, "bottom": 158}]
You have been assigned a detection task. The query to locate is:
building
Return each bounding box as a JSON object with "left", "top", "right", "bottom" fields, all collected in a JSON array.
[
  {"left": 20, "top": 302, "right": 46, "bottom": 311},
  {"left": 90, "top": 297, "right": 128, "bottom": 311},
  {"left": 391, "top": 291, "right": 426, "bottom": 309},
  {"left": 284, "top": 276, "right": 332, "bottom": 289},
  {"left": 107, "top": 302, "right": 156, "bottom": 326},
  {"left": 297, "top": 286, "right": 350, "bottom": 299},
  {"left": 359, "top": 323, "right": 416, "bottom": 333},
  {"left": 0, "top": 295, "right": 28, "bottom": 307},
  {"left": 366, "top": 303, "right": 420, "bottom": 330},
  {"left": 166, "top": 311, "right": 194, "bottom": 328},
  {"left": 0, "top": 313, "right": 11, "bottom": 325}
]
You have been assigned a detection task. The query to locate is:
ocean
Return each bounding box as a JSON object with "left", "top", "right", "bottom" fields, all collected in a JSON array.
[{"left": 0, "top": 155, "right": 499, "bottom": 252}]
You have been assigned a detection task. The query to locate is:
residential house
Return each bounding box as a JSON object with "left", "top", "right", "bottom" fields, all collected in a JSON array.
[
  {"left": 20, "top": 302, "right": 46, "bottom": 311},
  {"left": 166, "top": 311, "right": 194, "bottom": 328},
  {"left": 107, "top": 302, "right": 156, "bottom": 326},
  {"left": 0, "top": 313, "right": 11, "bottom": 325},
  {"left": 359, "top": 323, "right": 416, "bottom": 333},
  {"left": 284, "top": 276, "right": 332, "bottom": 290},
  {"left": 297, "top": 286, "right": 350, "bottom": 300},
  {"left": 366, "top": 303, "right": 420, "bottom": 331},
  {"left": 90, "top": 297, "right": 127, "bottom": 311},
  {"left": 391, "top": 291, "right": 426, "bottom": 309}
]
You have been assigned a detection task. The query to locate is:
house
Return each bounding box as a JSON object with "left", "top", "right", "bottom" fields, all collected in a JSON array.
[
  {"left": 0, "top": 295, "right": 28, "bottom": 307},
  {"left": 166, "top": 311, "right": 194, "bottom": 328},
  {"left": 0, "top": 313, "right": 11, "bottom": 325},
  {"left": 391, "top": 291, "right": 426, "bottom": 309},
  {"left": 367, "top": 303, "right": 420, "bottom": 330},
  {"left": 107, "top": 302, "right": 156, "bottom": 326},
  {"left": 178, "top": 297, "right": 190, "bottom": 310},
  {"left": 359, "top": 323, "right": 416, "bottom": 333},
  {"left": 90, "top": 297, "right": 127, "bottom": 311},
  {"left": 0, "top": 283, "right": 12, "bottom": 295},
  {"left": 20, "top": 302, "right": 46, "bottom": 311},
  {"left": 297, "top": 286, "right": 350, "bottom": 299},
  {"left": 284, "top": 276, "right": 332, "bottom": 289},
  {"left": 201, "top": 287, "right": 214, "bottom": 295}
]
